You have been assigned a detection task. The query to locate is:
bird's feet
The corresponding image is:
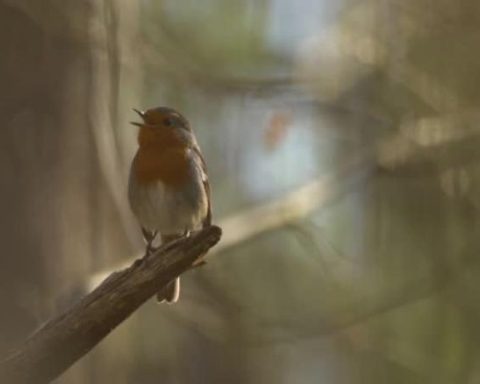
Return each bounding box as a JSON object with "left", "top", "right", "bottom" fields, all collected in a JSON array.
[{"left": 144, "top": 243, "right": 159, "bottom": 258}]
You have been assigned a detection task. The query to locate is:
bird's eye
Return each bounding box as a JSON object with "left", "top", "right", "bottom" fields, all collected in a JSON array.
[{"left": 164, "top": 118, "right": 174, "bottom": 127}]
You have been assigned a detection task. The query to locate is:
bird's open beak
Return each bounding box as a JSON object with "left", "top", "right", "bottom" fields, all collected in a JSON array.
[
  {"left": 133, "top": 108, "right": 145, "bottom": 119},
  {"left": 131, "top": 108, "right": 145, "bottom": 127}
]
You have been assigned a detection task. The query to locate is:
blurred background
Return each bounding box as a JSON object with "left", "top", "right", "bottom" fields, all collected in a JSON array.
[{"left": 1, "top": 0, "right": 480, "bottom": 383}]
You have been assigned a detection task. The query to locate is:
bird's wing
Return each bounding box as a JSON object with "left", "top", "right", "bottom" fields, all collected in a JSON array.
[{"left": 190, "top": 145, "right": 212, "bottom": 227}]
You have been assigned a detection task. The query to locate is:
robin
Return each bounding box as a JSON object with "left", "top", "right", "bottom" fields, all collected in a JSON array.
[{"left": 128, "top": 106, "right": 212, "bottom": 303}]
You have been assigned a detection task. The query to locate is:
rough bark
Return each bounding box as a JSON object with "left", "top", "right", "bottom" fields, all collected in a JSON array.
[{"left": 0, "top": 226, "right": 222, "bottom": 384}]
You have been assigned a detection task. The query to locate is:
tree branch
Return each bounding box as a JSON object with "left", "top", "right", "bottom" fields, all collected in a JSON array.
[{"left": 0, "top": 225, "right": 222, "bottom": 384}]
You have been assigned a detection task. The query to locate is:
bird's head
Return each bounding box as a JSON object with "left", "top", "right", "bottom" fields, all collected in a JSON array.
[
  {"left": 131, "top": 107, "right": 191, "bottom": 132},
  {"left": 131, "top": 107, "right": 193, "bottom": 149}
]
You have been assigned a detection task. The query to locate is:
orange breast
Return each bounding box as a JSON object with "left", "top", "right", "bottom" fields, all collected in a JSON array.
[{"left": 133, "top": 126, "right": 190, "bottom": 186}]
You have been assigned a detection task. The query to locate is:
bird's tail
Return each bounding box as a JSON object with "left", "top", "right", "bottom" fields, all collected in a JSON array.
[
  {"left": 156, "top": 234, "right": 182, "bottom": 304},
  {"left": 156, "top": 277, "right": 180, "bottom": 303}
]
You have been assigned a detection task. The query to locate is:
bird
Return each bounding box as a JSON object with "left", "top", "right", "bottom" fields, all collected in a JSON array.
[{"left": 128, "top": 106, "right": 211, "bottom": 303}]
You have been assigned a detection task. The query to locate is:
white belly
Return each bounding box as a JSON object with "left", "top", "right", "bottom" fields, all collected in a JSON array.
[{"left": 128, "top": 172, "right": 208, "bottom": 235}]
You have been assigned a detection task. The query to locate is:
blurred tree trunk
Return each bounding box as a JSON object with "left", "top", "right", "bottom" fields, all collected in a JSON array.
[{"left": 0, "top": 1, "right": 140, "bottom": 383}]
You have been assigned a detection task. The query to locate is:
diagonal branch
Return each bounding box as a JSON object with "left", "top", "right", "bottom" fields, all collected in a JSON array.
[{"left": 0, "top": 225, "right": 222, "bottom": 384}]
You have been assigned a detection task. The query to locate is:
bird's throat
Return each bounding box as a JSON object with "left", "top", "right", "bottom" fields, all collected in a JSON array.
[{"left": 134, "top": 128, "right": 190, "bottom": 186}]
